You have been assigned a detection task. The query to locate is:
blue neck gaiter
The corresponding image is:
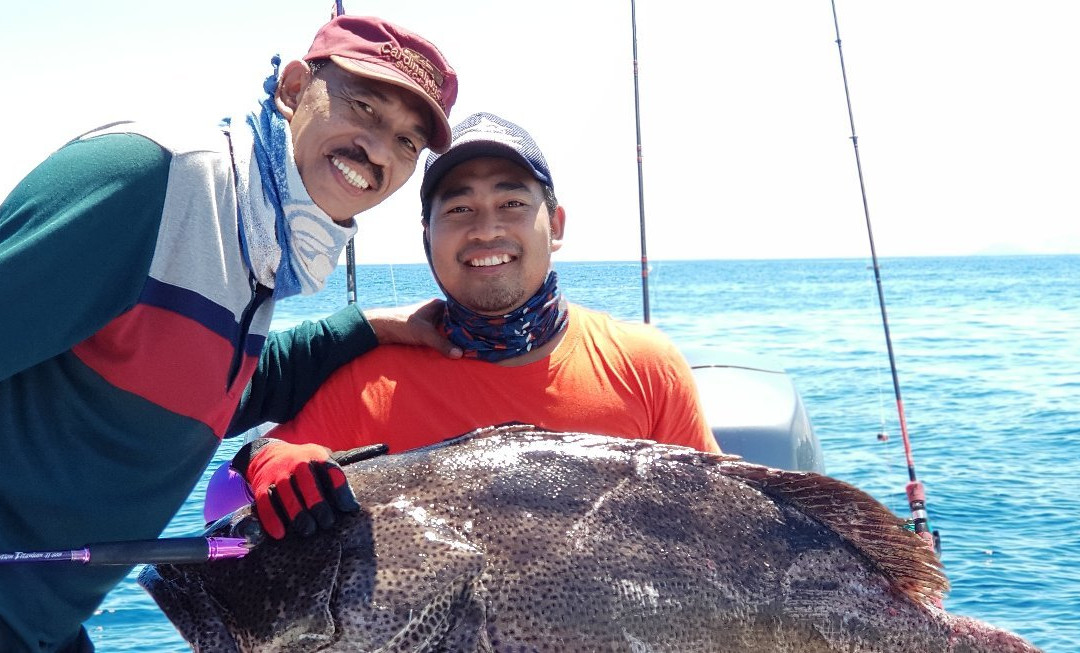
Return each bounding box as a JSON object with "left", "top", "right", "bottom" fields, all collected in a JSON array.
[{"left": 225, "top": 55, "right": 355, "bottom": 299}]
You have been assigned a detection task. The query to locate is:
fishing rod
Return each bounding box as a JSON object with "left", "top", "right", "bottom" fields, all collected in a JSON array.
[
  {"left": 629, "top": 0, "right": 651, "bottom": 324},
  {"left": 828, "top": 1, "right": 939, "bottom": 556},
  {"left": 0, "top": 537, "right": 250, "bottom": 567},
  {"left": 334, "top": 0, "right": 358, "bottom": 306}
]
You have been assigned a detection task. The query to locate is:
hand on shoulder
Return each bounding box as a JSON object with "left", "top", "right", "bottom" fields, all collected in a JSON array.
[{"left": 366, "top": 299, "right": 463, "bottom": 359}]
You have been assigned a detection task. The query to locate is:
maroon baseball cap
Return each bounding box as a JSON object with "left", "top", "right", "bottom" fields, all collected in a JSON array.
[{"left": 304, "top": 15, "right": 458, "bottom": 152}]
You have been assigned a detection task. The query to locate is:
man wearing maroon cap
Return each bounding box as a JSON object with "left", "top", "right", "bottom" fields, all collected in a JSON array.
[
  {"left": 279, "top": 15, "right": 458, "bottom": 220},
  {"left": 0, "top": 15, "right": 457, "bottom": 653}
]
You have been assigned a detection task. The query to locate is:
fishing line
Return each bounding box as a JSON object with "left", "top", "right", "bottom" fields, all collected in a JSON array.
[
  {"left": 863, "top": 262, "right": 891, "bottom": 445},
  {"left": 828, "top": 1, "right": 940, "bottom": 556},
  {"left": 629, "top": 0, "right": 651, "bottom": 324},
  {"left": 388, "top": 262, "right": 400, "bottom": 306}
]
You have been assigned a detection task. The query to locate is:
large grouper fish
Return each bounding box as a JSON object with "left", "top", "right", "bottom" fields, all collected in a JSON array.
[{"left": 140, "top": 424, "right": 1040, "bottom": 652}]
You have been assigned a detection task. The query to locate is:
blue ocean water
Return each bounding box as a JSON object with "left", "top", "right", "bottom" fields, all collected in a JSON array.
[{"left": 85, "top": 255, "right": 1079, "bottom": 652}]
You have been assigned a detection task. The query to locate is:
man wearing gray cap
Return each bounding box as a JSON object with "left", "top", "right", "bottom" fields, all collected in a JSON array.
[
  {"left": 0, "top": 15, "right": 458, "bottom": 653},
  {"left": 208, "top": 112, "right": 718, "bottom": 526}
]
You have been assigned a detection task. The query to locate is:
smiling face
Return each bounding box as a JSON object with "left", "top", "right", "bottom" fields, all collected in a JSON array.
[
  {"left": 425, "top": 157, "right": 565, "bottom": 315},
  {"left": 276, "top": 60, "right": 435, "bottom": 222}
]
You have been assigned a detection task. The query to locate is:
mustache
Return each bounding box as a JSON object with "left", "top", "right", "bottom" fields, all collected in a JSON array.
[{"left": 330, "top": 147, "right": 383, "bottom": 189}]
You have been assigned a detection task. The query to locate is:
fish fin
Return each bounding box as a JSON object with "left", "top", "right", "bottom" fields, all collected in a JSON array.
[
  {"left": 373, "top": 576, "right": 489, "bottom": 653},
  {"left": 365, "top": 501, "right": 490, "bottom": 652},
  {"left": 717, "top": 462, "right": 948, "bottom": 607},
  {"left": 183, "top": 536, "right": 342, "bottom": 650},
  {"left": 138, "top": 564, "right": 242, "bottom": 652}
]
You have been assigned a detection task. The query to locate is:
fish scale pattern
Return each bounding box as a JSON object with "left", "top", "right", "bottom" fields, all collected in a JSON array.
[{"left": 140, "top": 425, "right": 1042, "bottom": 653}]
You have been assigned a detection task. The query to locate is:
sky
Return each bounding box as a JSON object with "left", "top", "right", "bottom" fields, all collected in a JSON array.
[{"left": 3, "top": 1, "right": 1078, "bottom": 264}]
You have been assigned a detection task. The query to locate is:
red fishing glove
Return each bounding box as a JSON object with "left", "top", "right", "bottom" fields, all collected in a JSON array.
[{"left": 230, "top": 438, "right": 387, "bottom": 540}]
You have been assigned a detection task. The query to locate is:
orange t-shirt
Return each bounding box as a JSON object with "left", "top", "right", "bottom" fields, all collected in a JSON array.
[{"left": 269, "top": 305, "right": 718, "bottom": 454}]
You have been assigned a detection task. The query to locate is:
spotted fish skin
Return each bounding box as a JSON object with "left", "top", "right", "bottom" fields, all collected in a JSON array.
[{"left": 140, "top": 425, "right": 1041, "bottom": 652}]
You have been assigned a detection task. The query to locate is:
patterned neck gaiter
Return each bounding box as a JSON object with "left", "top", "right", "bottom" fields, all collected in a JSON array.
[{"left": 441, "top": 270, "right": 569, "bottom": 362}]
